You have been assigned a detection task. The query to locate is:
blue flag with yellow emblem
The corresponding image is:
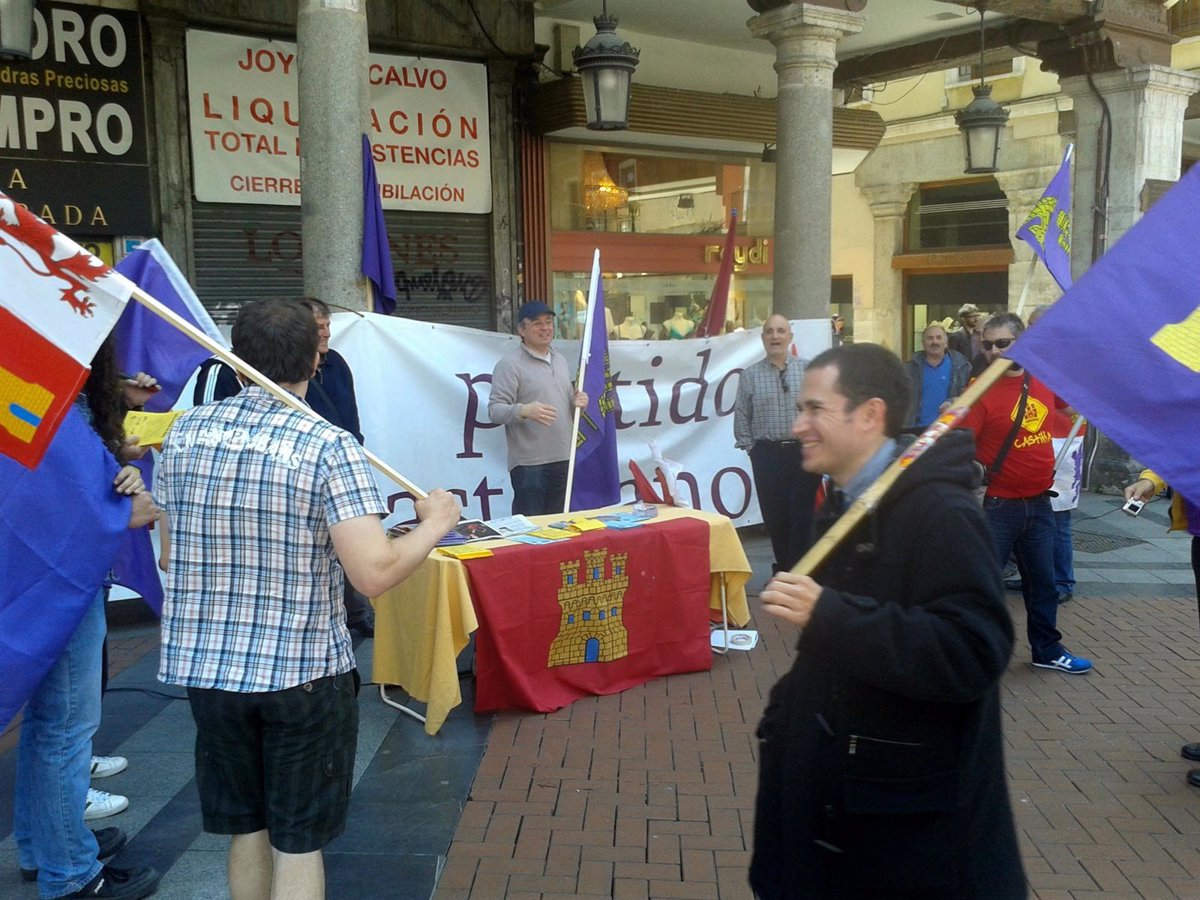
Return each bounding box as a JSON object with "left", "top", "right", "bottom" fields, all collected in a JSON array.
[
  {"left": 1016, "top": 144, "right": 1073, "bottom": 292},
  {"left": 1008, "top": 163, "right": 1200, "bottom": 503}
]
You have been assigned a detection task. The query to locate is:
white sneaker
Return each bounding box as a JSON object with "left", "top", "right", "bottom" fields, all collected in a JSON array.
[
  {"left": 90, "top": 755, "right": 128, "bottom": 778},
  {"left": 84, "top": 787, "right": 129, "bottom": 821}
]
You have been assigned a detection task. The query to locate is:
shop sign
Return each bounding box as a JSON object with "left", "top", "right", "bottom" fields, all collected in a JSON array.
[
  {"left": 703, "top": 238, "right": 770, "bottom": 272},
  {"left": 186, "top": 30, "right": 492, "bottom": 214},
  {"left": 0, "top": 2, "right": 152, "bottom": 234}
]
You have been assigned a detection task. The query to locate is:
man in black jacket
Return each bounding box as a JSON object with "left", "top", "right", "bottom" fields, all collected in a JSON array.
[{"left": 749, "top": 343, "right": 1025, "bottom": 899}]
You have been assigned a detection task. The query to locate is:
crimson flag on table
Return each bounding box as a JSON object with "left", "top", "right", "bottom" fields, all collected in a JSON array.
[{"left": 462, "top": 517, "right": 712, "bottom": 715}]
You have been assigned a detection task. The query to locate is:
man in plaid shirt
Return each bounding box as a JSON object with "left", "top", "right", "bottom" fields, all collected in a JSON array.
[{"left": 156, "top": 299, "right": 460, "bottom": 900}]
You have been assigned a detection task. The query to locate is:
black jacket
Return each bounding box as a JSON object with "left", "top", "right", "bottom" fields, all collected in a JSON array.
[{"left": 750, "top": 430, "right": 1026, "bottom": 899}]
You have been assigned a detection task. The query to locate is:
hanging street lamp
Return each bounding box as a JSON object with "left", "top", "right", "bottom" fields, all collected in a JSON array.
[{"left": 573, "top": 0, "right": 640, "bottom": 131}]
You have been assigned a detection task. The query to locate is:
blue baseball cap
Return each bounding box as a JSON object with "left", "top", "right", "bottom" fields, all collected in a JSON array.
[{"left": 518, "top": 301, "right": 555, "bottom": 322}]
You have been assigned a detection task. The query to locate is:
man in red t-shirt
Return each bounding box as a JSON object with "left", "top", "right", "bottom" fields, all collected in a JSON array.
[{"left": 960, "top": 312, "right": 1092, "bottom": 674}]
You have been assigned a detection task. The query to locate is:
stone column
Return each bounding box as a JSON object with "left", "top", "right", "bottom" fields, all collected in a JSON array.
[
  {"left": 994, "top": 159, "right": 1066, "bottom": 316},
  {"left": 1059, "top": 66, "right": 1200, "bottom": 282},
  {"left": 857, "top": 182, "right": 915, "bottom": 351},
  {"left": 488, "top": 59, "right": 519, "bottom": 333},
  {"left": 145, "top": 12, "right": 194, "bottom": 279},
  {"left": 749, "top": 3, "right": 864, "bottom": 321},
  {"left": 298, "top": 0, "right": 370, "bottom": 312}
]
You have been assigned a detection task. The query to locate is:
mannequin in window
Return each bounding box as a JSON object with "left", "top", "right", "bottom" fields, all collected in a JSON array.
[
  {"left": 573, "top": 289, "right": 615, "bottom": 338},
  {"left": 618, "top": 315, "right": 644, "bottom": 341},
  {"left": 664, "top": 307, "right": 694, "bottom": 340}
]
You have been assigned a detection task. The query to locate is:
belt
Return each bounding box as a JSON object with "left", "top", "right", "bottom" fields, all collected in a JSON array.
[{"left": 759, "top": 439, "right": 799, "bottom": 446}]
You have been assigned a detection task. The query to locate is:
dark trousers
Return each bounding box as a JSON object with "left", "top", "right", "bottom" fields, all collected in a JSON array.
[
  {"left": 749, "top": 441, "right": 822, "bottom": 572},
  {"left": 510, "top": 460, "right": 569, "bottom": 516},
  {"left": 984, "top": 494, "right": 1062, "bottom": 662}
]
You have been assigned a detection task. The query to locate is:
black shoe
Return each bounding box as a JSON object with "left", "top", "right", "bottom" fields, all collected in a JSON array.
[
  {"left": 22, "top": 827, "right": 128, "bottom": 882},
  {"left": 1057, "top": 592, "right": 1073, "bottom": 604},
  {"left": 1182, "top": 743, "right": 1200, "bottom": 762},
  {"left": 58, "top": 864, "right": 159, "bottom": 899},
  {"left": 1004, "top": 578, "right": 1023, "bottom": 592},
  {"left": 1188, "top": 769, "right": 1200, "bottom": 789}
]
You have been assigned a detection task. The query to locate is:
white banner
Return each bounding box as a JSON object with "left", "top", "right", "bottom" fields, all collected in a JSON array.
[
  {"left": 186, "top": 30, "right": 492, "bottom": 213},
  {"left": 331, "top": 314, "right": 830, "bottom": 528}
]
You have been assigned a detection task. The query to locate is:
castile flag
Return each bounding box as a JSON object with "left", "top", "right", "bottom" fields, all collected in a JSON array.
[{"left": 0, "top": 192, "right": 133, "bottom": 468}]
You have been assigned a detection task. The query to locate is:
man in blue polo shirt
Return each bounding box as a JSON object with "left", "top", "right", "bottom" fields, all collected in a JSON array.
[{"left": 904, "top": 323, "right": 971, "bottom": 430}]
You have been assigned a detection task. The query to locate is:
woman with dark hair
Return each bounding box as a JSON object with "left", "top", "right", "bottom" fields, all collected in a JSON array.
[{"left": 12, "top": 336, "right": 162, "bottom": 900}]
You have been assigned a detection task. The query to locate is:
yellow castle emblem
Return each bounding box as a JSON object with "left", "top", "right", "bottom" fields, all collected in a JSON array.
[{"left": 547, "top": 549, "right": 630, "bottom": 667}]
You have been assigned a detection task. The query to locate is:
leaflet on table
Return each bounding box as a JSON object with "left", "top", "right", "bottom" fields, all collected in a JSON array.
[
  {"left": 485, "top": 514, "right": 538, "bottom": 536},
  {"left": 526, "top": 527, "right": 575, "bottom": 541},
  {"left": 387, "top": 519, "right": 502, "bottom": 546},
  {"left": 437, "top": 546, "right": 494, "bottom": 559}
]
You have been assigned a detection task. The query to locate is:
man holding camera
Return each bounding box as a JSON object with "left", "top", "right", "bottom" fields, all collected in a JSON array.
[{"left": 960, "top": 312, "right": 1092, "bottom": 675}]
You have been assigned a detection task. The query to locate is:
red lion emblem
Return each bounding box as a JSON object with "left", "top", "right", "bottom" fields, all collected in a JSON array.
[{"left": 0, "top": 197, "right": 112, "bottom": 318}]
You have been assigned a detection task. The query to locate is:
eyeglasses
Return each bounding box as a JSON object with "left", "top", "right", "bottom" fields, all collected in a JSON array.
[
  {"left": 778, "top": 369, "right": 789, "bottom": 393},
  {"left": 981, "top": 337, "right": 1015, "bottom": 351}
]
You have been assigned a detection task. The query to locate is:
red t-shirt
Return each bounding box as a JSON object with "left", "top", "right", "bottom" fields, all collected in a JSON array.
[{"left": 960, "top": 373, "right": 1063, "bottom": 499}]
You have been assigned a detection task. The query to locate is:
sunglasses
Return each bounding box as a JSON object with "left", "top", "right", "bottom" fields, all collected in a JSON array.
[
  {"left": 778, "top": 369, "right": 789, "bottom": 393},
  {"left": 981, "top": 338, "right": 1015, "bottom": 351}
]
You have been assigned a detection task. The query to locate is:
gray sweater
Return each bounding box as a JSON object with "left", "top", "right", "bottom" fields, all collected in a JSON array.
[{"left": 488, "top": 342, "right": 576, "bottom": 468}]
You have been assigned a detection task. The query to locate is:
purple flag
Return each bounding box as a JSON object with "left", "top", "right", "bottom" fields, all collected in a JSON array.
[
  {"left": 362, "top": 134, "right": 397, "bottom": 315},
  {"left": 569, "top": 251, "right": 620, "bottom": 511},
  {"left": 1008, "top": 164, "right": 1200, "bottom": 504},
  {"left": 1016, "top": 144, "right": 1073, "bottom": 292},
  {"left": 0, "top": 404, "right": 128, "bottom": 730}
]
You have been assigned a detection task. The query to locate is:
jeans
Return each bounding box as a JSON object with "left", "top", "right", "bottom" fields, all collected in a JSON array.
[
  {"left": 1053, "top": 509, "right": 1075, "bottom": 594},
  {"left": 983, "top": 495, "right": 1063, "bottom": 663},
  {"left": 14, "top": 589, "right": 105, "bottom": 898},
  {"left": 510, "top": 460, "right": 569, "bottom": 516}
]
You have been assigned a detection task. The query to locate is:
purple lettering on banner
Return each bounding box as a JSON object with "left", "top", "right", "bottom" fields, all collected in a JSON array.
[
  {"left": 456, "top": 372, "right": 498, "bottom": 459},
  {"left": 670, "top": 348, "right": 711, "bottom": 425},
  {"left": 634, "top": 355, "right": 664, "bottom": 428},
  {"left": 473, "top": 476, "right": 503, "bottom": 521},
  {"left": 711, "top": 466, "right": 751, "bottom": 519},
  {"left": 673, "top": 470, "right": 701, "bottom": 509},
  {"left": 713, "top": 367, "right": 742, "bottom": 417}
]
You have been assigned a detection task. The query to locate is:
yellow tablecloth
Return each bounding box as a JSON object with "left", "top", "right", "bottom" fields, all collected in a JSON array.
[{"left": 370, "top": 506, "right": 752, "bottom": 735}]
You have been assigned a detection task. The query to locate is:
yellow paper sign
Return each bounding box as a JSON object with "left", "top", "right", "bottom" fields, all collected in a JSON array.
[
  {"left": 566, "top": 518, "right": 606, "bottom": 532},
  {"left": 438, "top": 546, "right": 494, "bottom": 559},
  {"left": 527, "top": 527, "right": 575, "bottom": 541},
  {"left": 123, "top": 410, "right": 185, "bottom": 447}
]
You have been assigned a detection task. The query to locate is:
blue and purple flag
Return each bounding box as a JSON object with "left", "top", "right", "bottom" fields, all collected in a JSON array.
[
  {"left": 362, "top": 134, "right": 397, "bottom": 315},
  {"left": 111, "top": 240, "right": 223, "bottom": 613},
  {"left": 1016, "top": 143, "right": 1073, "bottom": 292},
  {"left": 569, "top": 250, "right": 620, "bottom": 512},
  {"left": 0, "top": 404, "right": 129, "bottom": 731},
  {"left": 1008, "top": 163, "right": 1200, "bottom": 504}
]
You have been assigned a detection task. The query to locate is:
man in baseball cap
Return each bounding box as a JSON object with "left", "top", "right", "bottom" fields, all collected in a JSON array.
[
  {"left": 488, "top": 301, "right": 588, "bottom": 515},
  {"left": 949, "top": 302, "right": 985, "bottom": 366}
]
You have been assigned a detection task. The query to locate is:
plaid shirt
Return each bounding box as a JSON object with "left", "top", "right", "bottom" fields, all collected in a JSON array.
[
  {"left": 156, "top": 386, "right": 387, "bottom": 693},
  {"left": 733, "top": 355, "right": 807, "bottom": 449}
]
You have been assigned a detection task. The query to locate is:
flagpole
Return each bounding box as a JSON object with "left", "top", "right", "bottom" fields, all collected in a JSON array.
[
  {"left": 791, "top": 355, "right": 1014, "bottom": 576},
  {"left": 125, "top": 285, "right": 428, "bottom": 499},
  {"left": 1052, "top": 414, "right": 1086, "bottom": 469},
  {"left": 1014, "top": 254, "right": 1038, "bottom": 319},
  {"left": 562, "top": 249, "right": 601, "bottom": 514}
]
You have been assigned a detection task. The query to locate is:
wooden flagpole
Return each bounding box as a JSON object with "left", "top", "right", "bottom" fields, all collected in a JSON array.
[
  {"left": 790, "top": 355, "right": 1015, "bottom": 576},
  {"left": 562, "top": 248, "right": 601, "bottom": 514},
  {"left": 126, "top": 285, "right": 427, "bottom": 499}
]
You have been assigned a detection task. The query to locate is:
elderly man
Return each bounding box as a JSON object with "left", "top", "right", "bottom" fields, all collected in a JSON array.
[
  {"left": 905, "top": 323, "right": 971, "bottom": 430},
  {"left": 488, "top": 301, "right": 588, "bottom": 515},
  {"left": 750, "top": 343, "right": 1024, "bottom": 898},
  {"left": 734, "top": 314, "right": 821, "bottom": 571},
  {"left": 948, "top": 302, "right": 985, "bottom": 365},
  {"left": 960, "top": 312, "right": 1092, "bottom": 674},
  {"left": 156, "top": 299, "right": 461, "bottom": 900}
]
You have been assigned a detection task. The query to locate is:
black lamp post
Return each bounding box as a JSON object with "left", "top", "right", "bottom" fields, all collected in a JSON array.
[
  {"left": 573, "top": 0, "right": 640, "bottom": 131},
  {"left": 955, "top": 7, "right": 1008, "bottom": 174},
  {"left": 0, "top": 0, "right": 35, "bottom": 59}
]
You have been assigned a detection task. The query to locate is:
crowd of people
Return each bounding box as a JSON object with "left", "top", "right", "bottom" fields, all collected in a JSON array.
[{"left": 21, "top": 295, "right": 1197, "bottom": 900}]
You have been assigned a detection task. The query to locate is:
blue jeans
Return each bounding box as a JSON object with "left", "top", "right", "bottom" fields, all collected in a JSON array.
[
  {"left": 1053, "top": 509, "right": 1075, "bottom": 594},
  {"left": 510, "top": 460, "right": 569, "bottom": 516},
  {"left": 984, "top": 495, "right": 1063, "bottom": 663},
  {"left": 14, "top": 589, "right": 105, "bottom": 898}
]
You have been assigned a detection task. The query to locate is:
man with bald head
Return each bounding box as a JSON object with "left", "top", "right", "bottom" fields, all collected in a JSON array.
[{"left": 734, "top": 314, "right": 822, "bottom": 572}]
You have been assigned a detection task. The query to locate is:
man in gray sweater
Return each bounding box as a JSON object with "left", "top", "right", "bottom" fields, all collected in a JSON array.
[{"left": 488, "top": 301, "right": 588, "bottom": 515}]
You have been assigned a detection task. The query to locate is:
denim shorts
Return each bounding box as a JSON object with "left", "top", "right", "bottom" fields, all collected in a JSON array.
[{"left": 188, "top": 670, "right": 359, "bottom": 853}]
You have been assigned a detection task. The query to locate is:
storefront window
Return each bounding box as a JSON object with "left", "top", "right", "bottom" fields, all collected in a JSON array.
[{"left": 905, "top": 179, "right": 1008, "bottom": 250}]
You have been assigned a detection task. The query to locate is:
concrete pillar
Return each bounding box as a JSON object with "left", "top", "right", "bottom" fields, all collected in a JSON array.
[
  {"left": 857, "top": 182, "right": 915, "bottom": 351},
  {"left": 749, "top": 3, "right": 864, "bottom": 321},
  {"left": 298, "top": 0, "right": 370, "bottom": 312},
  {"left": 488, "top": 59, "right": 520, "bottom": 333},
  {"left": 145, "top": 12, "right": 194, "bottom": 278},
  {"left": 1059, "top": 66, "right": 1200, "bottom": 282},
  {"left": 994, "top": 159, "right": 1067, "bottom": 316}
]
